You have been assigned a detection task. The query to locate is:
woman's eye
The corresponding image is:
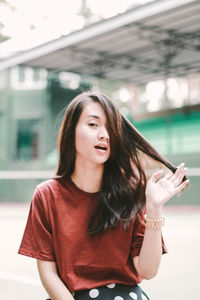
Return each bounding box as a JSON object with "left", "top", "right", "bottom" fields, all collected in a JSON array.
[{"left": 88, "top": 123, "right": 98, "bottom": 127}]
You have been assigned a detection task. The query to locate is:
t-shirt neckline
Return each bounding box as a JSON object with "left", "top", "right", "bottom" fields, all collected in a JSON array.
[{"left": 68, "top": 176, "right": 100, "bottom": 197}]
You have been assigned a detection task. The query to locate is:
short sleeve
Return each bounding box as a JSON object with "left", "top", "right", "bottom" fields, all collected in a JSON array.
[
  {"left": 18, "top": 187, "right": 55, "bottom": 261},
  {"left": 131, "top": 209, "right": 168, "bottom": 257}
]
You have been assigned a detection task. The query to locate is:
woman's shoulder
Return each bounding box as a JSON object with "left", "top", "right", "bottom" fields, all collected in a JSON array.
[
  {"left": 35, "top": 178, "right": 64, "bottom": 196},
  {"left": 31, "top": 178, "right": 67, "bottom": 208},
  {"left": 37, "top": 177, "right": 57, "bottom": 188}
]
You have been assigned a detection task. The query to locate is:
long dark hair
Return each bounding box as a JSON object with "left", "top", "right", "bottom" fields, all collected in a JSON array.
[{"left": 56, "top": 91, "right": 188, "bottom": 235}]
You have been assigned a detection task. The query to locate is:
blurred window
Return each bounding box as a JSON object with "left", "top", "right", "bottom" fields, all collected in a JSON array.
[
  {"left": 16, "top": 119, "right": 40, "bottom": 160},
  {"left": 11, "top": 67, "right": 47, "bottom": 90},
  {"left": 0, "top": 71, "right": 5, "bottom": 89}
]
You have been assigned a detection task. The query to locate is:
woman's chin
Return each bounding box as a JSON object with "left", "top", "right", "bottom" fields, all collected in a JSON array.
[{"left": 92, "top": 157, "right": 109, "bottom": 165}]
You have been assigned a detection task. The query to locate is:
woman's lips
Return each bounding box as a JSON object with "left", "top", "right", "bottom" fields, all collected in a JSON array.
[{"left": 95, "top": 146, "right": 107, "bottom": 150}]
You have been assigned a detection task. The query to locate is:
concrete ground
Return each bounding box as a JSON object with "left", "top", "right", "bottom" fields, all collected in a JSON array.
[{"left": 0, "top": 203, "right": 200, "bottom": 300}]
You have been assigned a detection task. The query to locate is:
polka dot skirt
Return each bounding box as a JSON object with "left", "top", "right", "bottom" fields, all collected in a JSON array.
[{"left": 74, "top": 284, "right": 150, "bottom": 300}]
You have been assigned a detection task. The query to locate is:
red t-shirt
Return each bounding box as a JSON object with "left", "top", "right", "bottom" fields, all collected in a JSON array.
[{"left": 18, "top": 178, "right": 167, "bottom": 292}]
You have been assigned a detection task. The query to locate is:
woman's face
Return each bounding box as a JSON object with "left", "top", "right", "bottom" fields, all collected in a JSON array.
[{"left": 74, "top": 101, "right": 110, "bottom": 166}]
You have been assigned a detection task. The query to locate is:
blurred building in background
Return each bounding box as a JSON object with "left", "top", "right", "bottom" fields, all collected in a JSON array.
[
  {"left": 0, "top": 66, "right": 93, "bottom": 201},
  {"left": 0, "top": 0, "right": 200, "bottom": 204}
]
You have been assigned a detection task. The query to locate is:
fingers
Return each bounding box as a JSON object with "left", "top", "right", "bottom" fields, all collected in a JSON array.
[
  {"left": 165, "top": 170, "right": 174, "bottom": 180},
  {"left": 150, "top": 169, "right": 163, "bottom": 182},
  {"left": 170, "top": 163, "right": 185, "bottom": 183},
  {"left": 150, "top": 163, "right": 189, "bottom": 186},
  {"left": 165, "top": 163, "right": 187, "bottom": 183},
  {"left": 173, "top": 167, "right": 188, "bottom": 187},
  {"left": 174, "top": 178, "right": 190, "bottom": 195}
]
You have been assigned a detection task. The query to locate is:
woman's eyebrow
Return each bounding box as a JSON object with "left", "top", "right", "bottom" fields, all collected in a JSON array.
[
  {"left": 87, "top": 115, "right": 107, "bottom": 125},
  {"left": 87, "top": 115, "right": 101, "bottom": 119}
]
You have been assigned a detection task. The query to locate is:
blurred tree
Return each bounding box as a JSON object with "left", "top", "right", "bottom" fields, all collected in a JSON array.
[
  {"left": 0, "top": 0, "right": 10, "bottom": 43},
  {"left": 78, "top": 0, "right": 93, "bottom": 25}
]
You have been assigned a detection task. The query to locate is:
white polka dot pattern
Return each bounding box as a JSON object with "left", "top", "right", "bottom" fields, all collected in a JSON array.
[
  {"left": 107, "top": 283, "right": 116, "bottom": 288},
  {"left": 114, "top": 297, "right": 124, "bottom": 300},
  {"left": 89, "top": 289, "right": 99, "bottom": 298},
  {"left": 129, "top": 292, "right": 138, "bottom": 299}
]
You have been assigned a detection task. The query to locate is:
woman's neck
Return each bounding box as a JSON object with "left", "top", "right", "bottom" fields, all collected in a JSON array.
[{"left": 71, "top": 161, "right": 104, "bottom": 193}]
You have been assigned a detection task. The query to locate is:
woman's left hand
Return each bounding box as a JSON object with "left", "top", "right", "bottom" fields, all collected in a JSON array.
[{"left": 145, "top": 163, "right": 189, "bottom": 214}]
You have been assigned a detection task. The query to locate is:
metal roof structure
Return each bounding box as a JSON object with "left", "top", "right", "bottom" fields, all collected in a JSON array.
[{"left": 0, "top": 0, "right": 200, "bottom": 84}]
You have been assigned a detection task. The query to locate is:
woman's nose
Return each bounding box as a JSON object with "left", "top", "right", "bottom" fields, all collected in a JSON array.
[{"left": 98, "top": 128, "right": 109, "bottom": 140}]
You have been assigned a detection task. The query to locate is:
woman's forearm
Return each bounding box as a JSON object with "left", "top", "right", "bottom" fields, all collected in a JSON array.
[
  {"left": 135, "top": 227, "right": 162, "bottom": 279},
  {"left": 134, "top": 207, "right": 163, "bottom": 279},
  {"left": 37, "top": 260, "right": 75, "bottom": 300},
  {"left": 135, "top": 163, "right": 188, "bottom": 279}
]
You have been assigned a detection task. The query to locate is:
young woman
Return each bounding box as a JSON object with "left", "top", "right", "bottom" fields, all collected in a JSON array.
[{"left": 18, "top": 91, "right": 189, "bottom": 300}]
